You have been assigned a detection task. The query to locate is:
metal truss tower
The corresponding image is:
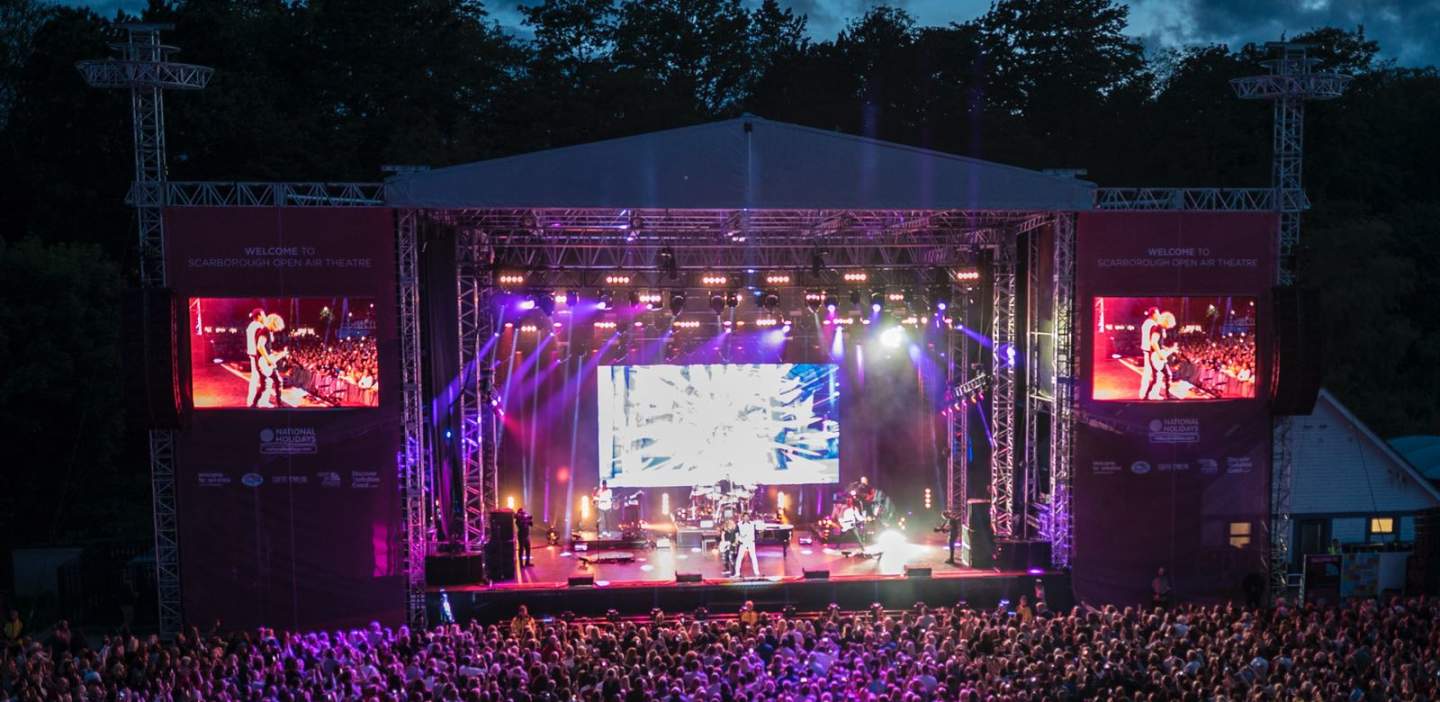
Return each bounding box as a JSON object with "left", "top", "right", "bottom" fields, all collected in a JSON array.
[
  {"left": 457, "top": 228, "right": 498, "bottom": 550},
  {"left": 989, "top": 236, "right": 1018, "bottom": 539},
  {"left": 1232, "top": 42, "right": 1350, "bottom": 598},
  {"left": 1047, "top": 214, "right": 1077, "bottom": 566},
  {"left": 77, "top": 24, "right": 211, "bottom": 639},
  {"left": 396, "top": 210, "right": 429, "bottom": 627}
]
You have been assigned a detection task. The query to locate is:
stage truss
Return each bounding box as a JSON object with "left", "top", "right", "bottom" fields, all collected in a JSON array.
[{"left": 426, "top": 207, "right": 1046, "bottom": 559}]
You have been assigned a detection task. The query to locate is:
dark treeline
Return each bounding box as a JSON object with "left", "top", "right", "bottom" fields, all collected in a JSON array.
[{"left": 1, "top": 0, "right": 1437, "bottom": 548}]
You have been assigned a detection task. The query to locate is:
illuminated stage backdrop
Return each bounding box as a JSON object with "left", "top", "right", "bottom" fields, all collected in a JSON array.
[
  {"left": 597, "top": 363, "right": 841, "bottom": 487},
  {"left": 1074, "top": 212, "right": 1277, "bottom": 604},
  {"left": 166, "top": 208, "right": 403, "bottom": 630}
]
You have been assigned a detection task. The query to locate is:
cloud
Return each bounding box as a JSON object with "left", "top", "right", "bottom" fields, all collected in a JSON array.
[{"left": 1129, "top": 0, "right": 1440, "bottom": 66}]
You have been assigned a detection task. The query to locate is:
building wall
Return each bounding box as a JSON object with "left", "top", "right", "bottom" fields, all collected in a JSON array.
[{"left": 1290, "top": 393, "right": 1439, "bottom": 515}]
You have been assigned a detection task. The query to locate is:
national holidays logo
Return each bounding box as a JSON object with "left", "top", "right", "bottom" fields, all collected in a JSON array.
[
  {"left": 241, "top": 473, "right": 264, "bottom": 487},
  {"left": 1130, "top": 460, "right": 1152, "bottom": 475},
  {"left": 1148, "top": 418, "right": 1200, "bottom": 444},
  {"left": 259, "top": 427, "right": 318, "bottom": 455}
]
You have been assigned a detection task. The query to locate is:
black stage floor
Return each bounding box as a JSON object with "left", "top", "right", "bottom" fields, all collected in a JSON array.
[{"left": 427, "top": 531, "right": 1072, "bottom": 622}]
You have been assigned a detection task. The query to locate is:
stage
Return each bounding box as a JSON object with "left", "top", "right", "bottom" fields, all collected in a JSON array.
[{"left": 427, "top": 530, "right": 1072, "bottom": 622}]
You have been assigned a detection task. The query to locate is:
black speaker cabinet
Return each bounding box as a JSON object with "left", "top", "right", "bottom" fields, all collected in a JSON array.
[
  {"left": 802, "top": 569, "right": 830, "bottom": 580},
  {"left": 123, "top": 288, "right": 184, "bottom": 428},
  {"left": 962, "top": 499, "right": 994, "bottom": 568},
  {"left": 1272, "top": 286, "right": 1324, "bottom": 416},
  {"left": 994, "top": 539, "right": 1052, "bottom": 572},
  {"left": 675, "top": 572, "right": 703, "bottom": 583},
  {"left": 425, "top": 554, "right": 485, "bottom": 586}
]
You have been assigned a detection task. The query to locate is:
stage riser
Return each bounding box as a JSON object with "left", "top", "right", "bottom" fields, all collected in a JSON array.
[{"left": 430, "top": 573, "right": 1071, "bottom": 623}]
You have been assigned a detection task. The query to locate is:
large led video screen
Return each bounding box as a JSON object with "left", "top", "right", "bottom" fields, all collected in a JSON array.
[
  {"left": 598, "top": 364, "right": 840, "bottom": 487},
  {"left": 189, "top": 297, "right": 380, "bottom": 409},
  {"left": 1092, "top": 296, "right": 1257, "bottom": 401}
]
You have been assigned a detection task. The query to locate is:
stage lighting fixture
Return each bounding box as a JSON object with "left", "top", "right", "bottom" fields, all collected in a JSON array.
[
  {"left": 596, "top": 290, "right": 613, "bottom": 310},
  {"left": 804, "top": 291, "right": 823, "bottom": 311},
  {"left": 517, "top": 296, "right": 537, "bottom": 311},
  {"left": 765, "top": 273, "right": 792, "bottom": 285},
  {"left": 669, "top": 291, "right": 686, "bottom": 316},
  {"left": 709, "top": 293, "right": 726, "bottom": 315},
  {"left": 536, "top": 292, "right": 557, "bottom": 316},
  {"left": 901, "top": 289, "right": 916, "bottom": 310},
  {"left": 564, "top": 290, "right": 579, "bottom": 307},
  {"left": 930, "top": 287, "right": 950, "bottom": 312},
  {"left": 849, "top": 289, "right": 862, "bottom": 309},
  {"left": 604, "top": 273, "right": 632, "bottom": 285},
  {"left": 628, "top": 290, "right": 642, "bottom": 307},
  {"left": 725, "top": 291, "right": 739, "bottom": 308},
  {"left": 824, "top": 292, "right": 839, "bottom": 312},
  {"left": 870, "top": 291, "right": 885, "bottom": 311},
  {"left": 842, "top": 271, "right": 868, "bottom": 283},
  {"left": 763, "top": 292, "right": 780, "bottom": 311},
  {"left": 497, "top": 272, "right": 527, "bottom": 286},
  {"left": 659, "top": 246, "right": 678, "bottom": 280},
  {"left": 810, "top": 247, "right": 829, "bottom": 277},
  {"left": 700, "top": 273, "right": 728, "bottom": 286},
  {"left": 881, "top": 326, "right": 904, "bottom": 348}
]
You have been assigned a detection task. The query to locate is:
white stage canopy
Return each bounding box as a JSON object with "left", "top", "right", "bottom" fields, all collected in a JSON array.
[{"left": 384, "top": 116, "right": 1094, "bottom": 211}]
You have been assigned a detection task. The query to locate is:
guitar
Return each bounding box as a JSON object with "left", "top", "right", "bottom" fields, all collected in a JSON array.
[
  {"left": 594, "top": 490, "right": 613, "bottom": 512},
  {"left": 257, "top": 350, "right": 289, "bottom": 376}
]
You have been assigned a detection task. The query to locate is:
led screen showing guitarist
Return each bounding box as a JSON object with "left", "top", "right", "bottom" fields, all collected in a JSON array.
[{"left": 189, "top": 297, "right": 381, "bottom": 409}]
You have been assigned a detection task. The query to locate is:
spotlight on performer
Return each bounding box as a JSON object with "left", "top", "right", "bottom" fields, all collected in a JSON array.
[
  {"left": 669, "top": 291, "right": 686, "bottom": 316},
  {"left": 710, "top": 293, "right": 726, "bottom": 315}
]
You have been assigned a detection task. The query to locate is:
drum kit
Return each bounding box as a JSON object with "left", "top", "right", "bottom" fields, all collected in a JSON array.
[{"left": 678, "top": 479, "right": 758, "bottom": 524}]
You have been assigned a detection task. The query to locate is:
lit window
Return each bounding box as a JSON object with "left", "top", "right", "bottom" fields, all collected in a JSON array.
[
  {"left": 1369, "top": 517, "right": 1395, "bottom": 535},
  {"left": 1229, "top": 521, "right": 1251, "bottom": 548}
]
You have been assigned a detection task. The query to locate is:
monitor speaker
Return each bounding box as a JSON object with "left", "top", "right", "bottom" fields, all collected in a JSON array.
[
  {"left": 1272, "top": 286, "right": 1324, "bottom": 416},
  {"left": 675, "top": 572, "right": 702, "bottom": 583},
  {"left": 802, "top": 569, "right": 830, "bottom": 580},
  {"left": 568, "top": 575, "right": 595, "bottom": 587},
  {"left": 123, "top": 288, "right": 183, "bottom": 428},
  {"left": 904, "top": 566, "right": 932, "bottom": 578}
]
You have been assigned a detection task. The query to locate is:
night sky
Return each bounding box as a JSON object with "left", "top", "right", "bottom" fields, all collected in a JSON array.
[{"left": 56, "top": 0, "right": 1440, "bottom": 67}]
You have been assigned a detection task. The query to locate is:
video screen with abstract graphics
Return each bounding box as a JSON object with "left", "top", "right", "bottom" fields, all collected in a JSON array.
[
  {"left": 598, "top": 364, "right": 840, "bottom": 487},
  {"left": 1091, "top": 296, "right": 1257, "bottom": 401},
  {"left": 189, "top": 297, "right": 380, "bottom": 409}
]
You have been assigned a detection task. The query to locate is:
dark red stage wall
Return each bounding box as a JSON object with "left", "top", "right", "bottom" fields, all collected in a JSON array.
[
  {"left": 1074, "top": 212, "right": 1277, "bottom": 605},
  {"left": 165, "top": 208, "right": 404, "bottom": 630}
]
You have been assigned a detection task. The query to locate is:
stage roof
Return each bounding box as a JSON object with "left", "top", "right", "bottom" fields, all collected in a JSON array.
[{"left": 384, "top": 116, "right": 1094, "bottom": 211}]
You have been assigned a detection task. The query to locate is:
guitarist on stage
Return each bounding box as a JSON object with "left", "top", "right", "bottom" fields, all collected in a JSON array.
[
  {"left": 251, "top": 313, "right": 288, "bottom": 408},
  {"left": 593, "top": 481, "right": 614, "bottom": 536}
]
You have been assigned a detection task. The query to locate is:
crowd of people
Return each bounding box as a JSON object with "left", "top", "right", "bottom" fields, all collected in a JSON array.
[
  {"left": 1174, "top": 333, "right": 1258, "bottom": 389},
  {"left": 5, "top": 594, "right": 1439, "bottom": 701},
  {"left": 286, "top": 337, "right": 380, "bottom": 405}
]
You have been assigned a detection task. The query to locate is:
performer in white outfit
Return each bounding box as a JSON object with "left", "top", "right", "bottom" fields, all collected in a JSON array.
[
  {"left": 1138, "top": 307, "right": 1161, "bottom": 400},
  {"left": 733, "top": 513, "right": 759, "bottom": 578},
  {"left": 244, "top": 308, "right": 267, "bottom": 407}
]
